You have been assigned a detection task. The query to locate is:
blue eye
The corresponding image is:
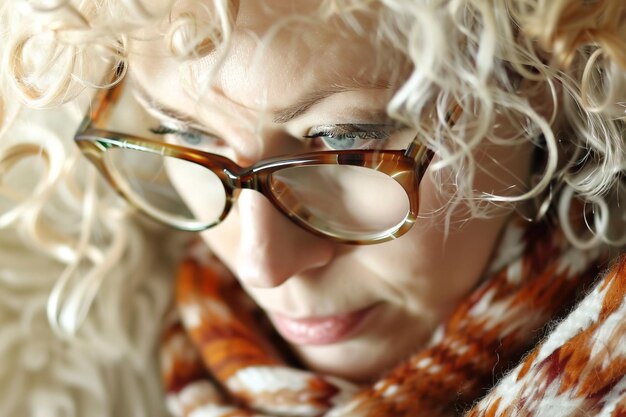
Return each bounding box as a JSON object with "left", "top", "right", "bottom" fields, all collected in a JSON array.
[
  {"left": 323, "top": 134, "right": 358, "bottom": 150},
  {"left": 318, "top": 132, "right": 372, "bottom": 150},
  {"left": 176, "top": 131, "right": 203, "bottom": 146},
  {"left": 304, "top": 124, "right": 394, "bottom": 150},
  {"left": 150, "top": 125, "right": 218, "bottom": 147}
]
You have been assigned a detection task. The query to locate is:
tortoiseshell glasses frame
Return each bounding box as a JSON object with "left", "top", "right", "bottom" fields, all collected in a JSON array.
[{"left": 74, "top": 78, "right": 438, "bottom": 245}]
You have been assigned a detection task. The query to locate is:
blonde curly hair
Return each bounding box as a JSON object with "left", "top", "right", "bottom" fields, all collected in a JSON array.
[{"left": 0, "top": 0, "right": 625, "bottom": 416}]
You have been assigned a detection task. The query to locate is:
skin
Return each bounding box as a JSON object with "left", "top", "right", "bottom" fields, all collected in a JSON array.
[{"left": 129, "top": 0, "right": 532, "bottom": 382}]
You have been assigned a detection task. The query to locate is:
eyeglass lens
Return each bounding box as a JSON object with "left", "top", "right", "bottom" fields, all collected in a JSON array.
[{"left": 103, "top": 146, "right": 411, "bottom": 238}]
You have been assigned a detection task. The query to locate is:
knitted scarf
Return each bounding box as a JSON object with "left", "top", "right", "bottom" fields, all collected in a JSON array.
[{"left": 160, "top": 216, "right": 626, "bottom": 417}]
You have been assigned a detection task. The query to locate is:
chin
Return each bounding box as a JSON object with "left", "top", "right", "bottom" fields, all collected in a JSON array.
[
  {"left": 291, "top": 331, "right": 428, "bottom": 383},
  {"left": 293, "top": 341, "right": 390, "bottom": 383}
]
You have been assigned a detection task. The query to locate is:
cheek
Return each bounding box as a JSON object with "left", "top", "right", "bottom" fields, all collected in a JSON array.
[
  {"left": 358, "top": 170, "right": 512, "bottom": 317},
  {"left": 416, "top": 219, "right": 502, "bottom": 306},
  {"left": 395, "top": 140, "right": 533, "bottom": 310},
  {"left": 199, "top": 212, "right": 242, "bottom": 272}
]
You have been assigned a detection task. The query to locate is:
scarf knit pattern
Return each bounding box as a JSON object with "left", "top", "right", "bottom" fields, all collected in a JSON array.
[{"left": 160, "top": 217, "right": 626, "bottom": 417}]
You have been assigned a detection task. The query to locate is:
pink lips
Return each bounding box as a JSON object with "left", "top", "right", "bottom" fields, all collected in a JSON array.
[{"left": 269, "top": 306, "right": 375, "bottom": 345}]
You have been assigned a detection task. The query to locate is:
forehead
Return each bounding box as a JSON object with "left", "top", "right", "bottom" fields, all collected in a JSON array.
[{"left": 130, "top": 0, "right": 405, "bottom": 112}]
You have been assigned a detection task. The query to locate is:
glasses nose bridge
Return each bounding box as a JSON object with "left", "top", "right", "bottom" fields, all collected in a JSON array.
[{"left": 230, "top": 168, "right": 262, "bottom": 193}]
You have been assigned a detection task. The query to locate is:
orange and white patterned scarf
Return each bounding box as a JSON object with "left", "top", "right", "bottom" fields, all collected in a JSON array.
[{"left": 161, "top": 217, "right": 626, "bottom": 417}]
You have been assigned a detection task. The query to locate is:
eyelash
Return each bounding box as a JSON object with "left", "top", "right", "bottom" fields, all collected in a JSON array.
[
  {"left": 150, "top": 125, "right": 218, "bottom": 147},
  {"left": 150, "top": 123, "right": 400, "bottom": 152},
  {"left": 303, "top": 124, "right": 397, "bottom": 150}
]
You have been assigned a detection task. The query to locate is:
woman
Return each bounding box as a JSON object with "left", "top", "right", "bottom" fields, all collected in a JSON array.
[{"left": 1, "top": 1, "right": 625, "bottom": 416}]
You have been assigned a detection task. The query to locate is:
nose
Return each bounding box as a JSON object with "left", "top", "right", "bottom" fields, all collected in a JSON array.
[{"left": 235, "top": 189, "right": 336, "bottom": 288}]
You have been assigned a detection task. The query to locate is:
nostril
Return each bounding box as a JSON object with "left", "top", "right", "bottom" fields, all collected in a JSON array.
[
  {"left": 236, "top": 255, "right": 289, "bottom": 288},
  {"left": 236, "top": 242, "right": 334, "bottom": 288}
]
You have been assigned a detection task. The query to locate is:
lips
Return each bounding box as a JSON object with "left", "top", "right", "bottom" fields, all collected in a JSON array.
[{"left": 268, "top": 306, "right": 376, "bottom": 345}]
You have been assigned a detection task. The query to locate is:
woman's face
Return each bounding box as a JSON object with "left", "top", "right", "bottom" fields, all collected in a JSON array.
[{"left": 130, "top": 1, "right": 531, "bottom": 381}]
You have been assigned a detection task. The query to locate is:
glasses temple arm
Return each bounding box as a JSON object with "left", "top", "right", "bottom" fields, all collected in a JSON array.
[
  {"left": 74, "top": 64, "right": 126, "bottom": 139},
  {"left": 404, "top": 102, "right": 463, "bottom": 160}
]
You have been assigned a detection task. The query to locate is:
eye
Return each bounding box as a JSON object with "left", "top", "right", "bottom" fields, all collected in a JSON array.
[
  {"left": 150, "top": 125, "right": 225, "bottom": 149},
  {"left": 303, "top": 124, "right": 397, "bottom": 151}
]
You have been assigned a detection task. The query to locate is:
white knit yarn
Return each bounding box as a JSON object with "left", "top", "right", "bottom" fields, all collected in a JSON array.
[{"left": 472, "top": 264, "right": 626, "bottom": 417}]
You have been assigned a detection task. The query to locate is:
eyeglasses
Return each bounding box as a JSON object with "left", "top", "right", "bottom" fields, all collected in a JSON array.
[{"left": 74, "top": 78, "right": 444, "bottom": 245}]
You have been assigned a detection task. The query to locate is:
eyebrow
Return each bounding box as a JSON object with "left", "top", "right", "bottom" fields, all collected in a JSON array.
[
  {"left": 271, "top": 80, "right": 392, "bottom": 123},
  {"left": 132, "top": 82, "right": 206, "bottom": 128},
  {"left": 132, "top": 78, "right": 392, "bottom": 126}
]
